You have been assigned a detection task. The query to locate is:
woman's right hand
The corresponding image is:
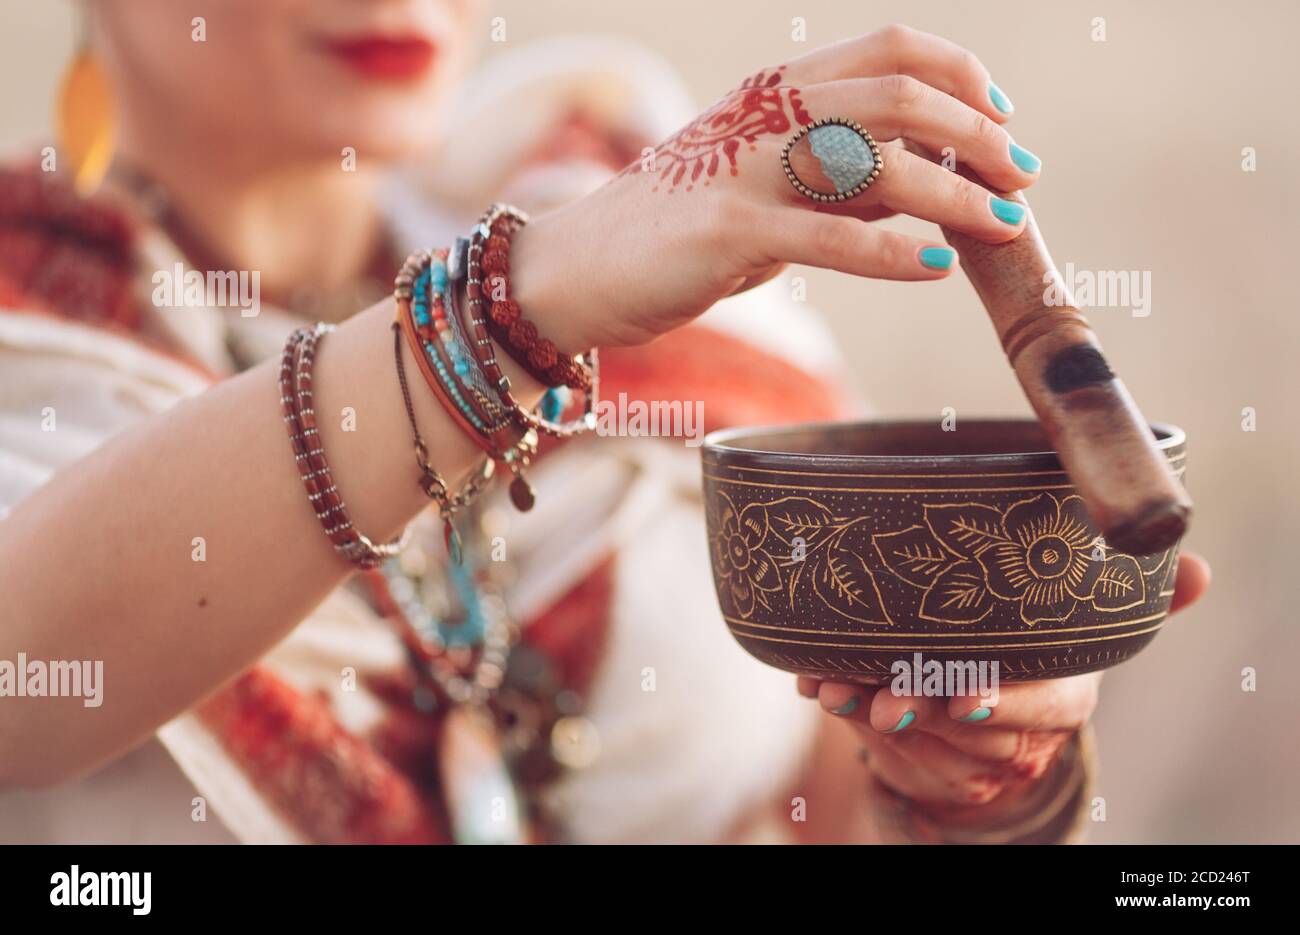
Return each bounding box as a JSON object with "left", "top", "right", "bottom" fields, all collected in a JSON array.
[{"left": 512, "top": 24, "right": 1042, "bottom": 353}]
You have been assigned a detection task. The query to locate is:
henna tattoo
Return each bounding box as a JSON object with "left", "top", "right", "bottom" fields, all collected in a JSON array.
[{"left": 626, "top": 65, "right": 811, "bottom": 193}]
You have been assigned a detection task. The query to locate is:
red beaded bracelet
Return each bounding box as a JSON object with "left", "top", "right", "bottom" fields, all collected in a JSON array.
[
  {"left": 473, "top": 204, "right": 592, "bottom": 392},
  {"left": 458, "top": 217, "right": 599, "bottom": 442},
  {"left": 280, "top": 324, "right": 407, "bottom": 568}
]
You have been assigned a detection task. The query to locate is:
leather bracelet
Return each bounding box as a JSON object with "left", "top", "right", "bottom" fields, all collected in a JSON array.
[
  {"left": 395, "top": 249, "right": 526, "bottom": 457},
  {"left": 394, "top": 248, "right": 542, "bottom": 512},
  {"left": 414, "top": 246, "right": 511, "bottom": 431},
  {"left": 389, "top": 322, "right": 496, "bottom": 564}
]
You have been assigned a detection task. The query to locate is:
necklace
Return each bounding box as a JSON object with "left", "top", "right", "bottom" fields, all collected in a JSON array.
[
  {"left": 374, "top": 527, "right": 529, "bottom": 844},
  {"left": 381, "top": 548, "right": 514, "bottom": 709}
]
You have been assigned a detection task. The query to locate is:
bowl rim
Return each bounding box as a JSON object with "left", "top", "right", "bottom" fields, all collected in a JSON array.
[{"left": 702, "top": 418, "right": 1185, "bottom": 473}]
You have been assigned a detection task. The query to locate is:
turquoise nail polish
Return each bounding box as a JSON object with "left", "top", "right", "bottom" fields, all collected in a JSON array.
[
  {"left": 831, "top": 696, "right": 860, "bottom": 716},
  {"left": 885, "top": 710, "right": 916, "bottom": 733},
  {"left": 990, "top": 197, "right": 1026, "bottom": 226},
  {"left": 1009, "top": 142, "right": 1041, "bottom": 173},
  {"left": 960, "top": 705, "right": 993, "bottom": 723},
  {"left": 988, "top": 81, "right": 1014, "bottom": 115},
  {"left": 919, "top": 246, "right": 956, "bottom": 270}
]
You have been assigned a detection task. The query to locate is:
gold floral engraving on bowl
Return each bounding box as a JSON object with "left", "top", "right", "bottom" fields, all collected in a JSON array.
[
  {"left": 711, "top": 491, "right": 894, "bottom": 624},
  {"left": 708, "top": 489, "right": 1175, "bottom": 630}
]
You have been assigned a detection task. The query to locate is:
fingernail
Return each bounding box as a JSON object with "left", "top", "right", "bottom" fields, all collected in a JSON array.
[
  {"left": 990, "top": 197, "right": 1026, "bottom": 226},
  {"left": 960, "top": 705, "right": 993, "bottom": 723},
  {"left": 918, "top": 246, "right": 956, "bottom": 270},
  {"left": 988, "top": 81, "right": 1014, "bottom": 115},
  {"left": 1009, "top": 142, "right": 1041, "bottom": 173},
  {"left": 920, "top": 244, "right": 961, "bottom": 270},
  {"left": 884, "top": 710, "right": 916, "bottom": 733},
  {"left": 831, "top": 696, "right": 860, "bottom": 716}
]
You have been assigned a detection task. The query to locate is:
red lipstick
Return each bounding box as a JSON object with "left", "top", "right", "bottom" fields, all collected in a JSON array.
[{"left": 322, "top": 35, "right": 437, "bottom": 81}]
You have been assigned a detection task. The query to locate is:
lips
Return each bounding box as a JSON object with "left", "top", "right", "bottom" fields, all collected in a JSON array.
[{"left": 321, "top": 35, "right": 437, "bottom": 81}]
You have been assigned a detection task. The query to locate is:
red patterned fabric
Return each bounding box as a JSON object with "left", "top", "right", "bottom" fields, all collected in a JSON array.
[
  {"left": 0, "top": 164, "right": 138, "bottom": 329},
  {"left": 196, "top": 667, "right": 448, "bottom": 844}
]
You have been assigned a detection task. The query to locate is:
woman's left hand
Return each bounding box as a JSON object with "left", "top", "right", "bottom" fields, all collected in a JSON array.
[{"left": 797, "top": 551, "right": 1211, "bottom": 818}]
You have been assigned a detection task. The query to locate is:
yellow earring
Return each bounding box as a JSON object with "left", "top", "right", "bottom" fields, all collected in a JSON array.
[{"left": 57, "top": 44, "right": 116, "bottom": 196}]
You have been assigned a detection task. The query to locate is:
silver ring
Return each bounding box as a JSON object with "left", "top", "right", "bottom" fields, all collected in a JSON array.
[{"left": 780, "top": 118, "right": 883, "bottom": 203}]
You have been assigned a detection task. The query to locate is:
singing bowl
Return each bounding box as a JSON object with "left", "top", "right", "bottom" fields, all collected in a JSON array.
[{"left": 702, "top": 419, "right": 1187, "bottom": 684}]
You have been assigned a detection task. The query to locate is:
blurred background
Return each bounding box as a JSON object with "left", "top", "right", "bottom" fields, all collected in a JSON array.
[{"left": 2, "top": 0, "right": 1295, "bottom": 842}]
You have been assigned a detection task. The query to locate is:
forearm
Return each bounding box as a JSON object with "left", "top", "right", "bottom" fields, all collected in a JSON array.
[{"left": 0, "top": 293, "right": 544, "bottom": 787}]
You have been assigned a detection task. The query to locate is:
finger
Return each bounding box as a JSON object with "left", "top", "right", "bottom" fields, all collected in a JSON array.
[
  {"left": 801, "top": 75, "right": 1040, "bottom": 192},
  {"left": 817, "top": 681, "right": 880, "bottom": 718},
  {"left": 865, "top": 728, "right": 1010, "bottom": 806},
  {"left": 1000, "top": 729, "right": 1074, "bottom": 782},
  {"left": 946, "top": 672, "right": 1101, "bottom": 731},
  {"left": 829, "top": 681, "right": 1080, "bottom": 780},
  {"left": 759, "top": 207, "right": 959, "bottom": 280},
  {"left": 866, "top": 691, "right": 1026, "bottom": 762},
  {"left": 783, "top": 24, "right": 1015, "bottom": 122},
  {"left": 868, "top": 148, "right": 1028, "bottom": 243},
  {"left": 823, "top": 682, "right": 1028, "bottom": 764},
  {"left": 796, "top": 676, "right": 822, "bottom": 699},
  {"left": 1170, "top": 551, "right": 1211, "bottom": 614},
  {"left": 857, "top": 731, "right": 950, "bottom": 803},
  {"left": 852, "top": 686, "right": 1066, "bottom": 780}
]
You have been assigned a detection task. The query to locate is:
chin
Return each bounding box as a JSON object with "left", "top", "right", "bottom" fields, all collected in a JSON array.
[
  {"left": 291, "top": 96, "right": 447, "bottom": 164},
  {"left": 253, "top": 41, "right": 458, "bottom": 164}
]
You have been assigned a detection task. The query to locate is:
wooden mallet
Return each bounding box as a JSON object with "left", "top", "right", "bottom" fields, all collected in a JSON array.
[{"left": 941, "top": 182, "right": 1191, "bottom": 555}]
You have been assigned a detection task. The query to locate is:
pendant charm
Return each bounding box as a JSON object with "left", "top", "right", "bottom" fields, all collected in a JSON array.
[
  {"left": 443, "top": 518, "right": 464, "bottom": 565},
  {"left": 508, "top": 474, "right": 535, "bottom": 512},
  {"left": 448, "top": 236, "right": 469, "bottom": 283},
  {"left": 540, "top": 386, "right": 568, "bottom": 422}
]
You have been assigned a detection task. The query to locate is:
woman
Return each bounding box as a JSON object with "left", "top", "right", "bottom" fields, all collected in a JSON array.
[{"left": 0, "top": 1, "right": 1209, "bottom": 843}]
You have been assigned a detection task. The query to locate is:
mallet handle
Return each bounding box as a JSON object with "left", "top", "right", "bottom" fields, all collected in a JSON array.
[{"left": 942, "top": 185, "right": 1190, "bottom": 554}]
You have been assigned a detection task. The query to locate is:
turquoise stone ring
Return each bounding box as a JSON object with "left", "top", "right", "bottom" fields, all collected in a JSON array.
[{"left": 781, "top": 118, "right": 883, "bottom": 203}]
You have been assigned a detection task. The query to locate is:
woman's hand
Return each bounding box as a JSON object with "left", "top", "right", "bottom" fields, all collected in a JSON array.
[
  {"left": 798, "top": 552, "right": 1211, "bottom": 824},
  {"left": 511, "top": 24, "right": 1042, "bottom": 352}
]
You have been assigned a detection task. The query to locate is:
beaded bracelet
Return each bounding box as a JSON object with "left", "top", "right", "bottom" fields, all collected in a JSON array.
[
  {"left": 280, "top": 324, "right": 407, "bottom": 569},
  {"left": 458, "top": 223, "right": 599, "bottom": 441},
  {"left": 395, "top": 249, "right": 524, "bottom": 458},
  {"left": 471, "top": 203, "right": 593, "bottom": 392},
  {"left": 395, "top": 248, "right": 542, "bottom": 512},
  {"left": 434, "top": 248, "right": 512, "bottom": 424},
  {"left": 411, "top": 249, "right": 509, "bottom": 437}
]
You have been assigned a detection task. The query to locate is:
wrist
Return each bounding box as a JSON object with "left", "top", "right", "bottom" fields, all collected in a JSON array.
[
  {"left": 507, "top": 211, "right": 593, "bottom": 357},
  {"left": 867, "top": 728, "right": 1095, "bottom": 845},
  {"left": 917, "top": 772, "right": 1051, "bottom": 832}
]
